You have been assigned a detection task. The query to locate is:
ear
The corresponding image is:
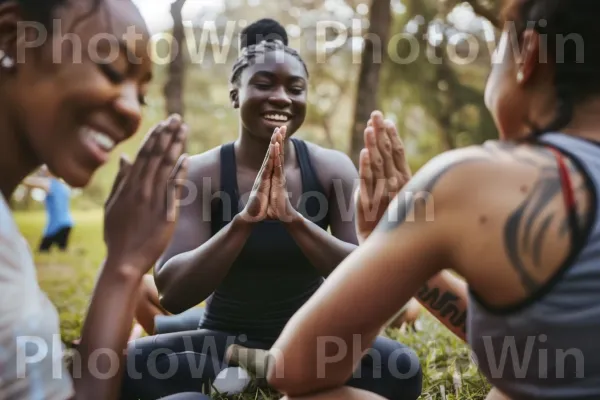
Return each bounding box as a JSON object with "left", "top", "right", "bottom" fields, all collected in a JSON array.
[
  {"left": 0, "top": 2, "right": 22, "bottom": 65},
  {"left": 229, "top": 88, "right": 239, "bottom": 109},
  {"left": 516, "top": 29, "right": 541, "bottom": 86}
]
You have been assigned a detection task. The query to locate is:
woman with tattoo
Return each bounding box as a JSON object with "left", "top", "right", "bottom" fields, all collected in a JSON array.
[{"left": 261, "top": 1, "right": 600, "bottom": 399}]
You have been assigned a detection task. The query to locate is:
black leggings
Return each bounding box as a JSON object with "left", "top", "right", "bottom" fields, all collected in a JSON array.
[
  {"left": 120, "top": 327, "right": 422, "bottom": 400},
  {"left": 38, "top": 226, "right": 71, "bottom": 252}
]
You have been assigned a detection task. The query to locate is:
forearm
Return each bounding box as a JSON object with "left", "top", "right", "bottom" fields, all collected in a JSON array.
[
  {"left": 155, "top": 214, "right": 253, "bottom": 313},
  {"left": 284, "top": 213, "right": 357, "bottom": 276},
  {"left": 416, "top": 270, "right": 468, "bottom": 341},
  {"left": 72, "top": 262, "right": 144, "bottom": 400}
]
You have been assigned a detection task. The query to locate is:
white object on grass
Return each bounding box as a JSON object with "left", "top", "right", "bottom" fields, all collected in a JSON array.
[{"left": 212, "top": 366, "right": 251, "bottom": 395}]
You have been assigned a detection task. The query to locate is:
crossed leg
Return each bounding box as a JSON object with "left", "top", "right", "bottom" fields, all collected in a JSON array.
[{"left": 281, "top": 387, "right": 386, "bottom": 400}]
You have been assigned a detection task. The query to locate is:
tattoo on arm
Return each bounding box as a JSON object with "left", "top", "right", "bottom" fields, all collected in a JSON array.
[
  {"left": 375, "top": 157, "right": 489, "bottom": 232},
  {"left": 504, "top": 147, "right": 589, "bottom": 293},
  {"left": 416, "top": 283, "right": 467, "bottom": 334},
  {"left": 504, "top": 166, "right": 563, "bottom": 292}
]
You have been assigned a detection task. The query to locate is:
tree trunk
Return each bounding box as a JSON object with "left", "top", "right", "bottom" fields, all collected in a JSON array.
[
  {"left": 163, "top": 0, "right": 187, "bottom": 117},
  {"left": 348, "top": 0, "right": 392, "bottom": 165}
]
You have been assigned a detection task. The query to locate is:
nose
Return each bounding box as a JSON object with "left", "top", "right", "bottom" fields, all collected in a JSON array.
[
  {"left": 268, "top": 86, "right": 292, "bottom": 108},
  {"left": 114, "top": 83, "right": 142, "bottom": 136}
]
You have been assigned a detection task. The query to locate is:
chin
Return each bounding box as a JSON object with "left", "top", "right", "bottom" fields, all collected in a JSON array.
[{"left": 51, "top": 162, "right": 95, "bottom": 188}]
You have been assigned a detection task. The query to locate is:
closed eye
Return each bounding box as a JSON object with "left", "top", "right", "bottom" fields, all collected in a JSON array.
[
  {"left": 99, "top": 63, "right": 125, "bottom": 84},
  {"left": 138, "top": 94, "right": 147, "bottom": 106}
]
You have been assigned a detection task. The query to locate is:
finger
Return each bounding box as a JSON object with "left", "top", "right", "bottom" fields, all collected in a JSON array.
[
  {"left": 166, "top": 153, "right": 189, "bottom": 222},
  {"left": 279, "top": 125, "right": 287, "bottom": 163},
  {"left": 155, "top": 122, "right": 188, "bottom": 204},
  {"left": 106, "top": 154, "right": 131, "bottom": 205},
  {"left": 270, "top": 127, "right": 284, "bottom": 169},
  {"left": 253, "top": 144, "right": 274, "bottom": 195},
  {"left": 359, "top": 147, "right": 374, "bottom": 202},
  {"left": 372, "top": 114, "right": 395, "bottom": 183},
  {"left": 367, "top": 118, "right": 373, "bottom": 128},
  {"left": 127, "top": 118, "right": 171, "bottom": 183},
  {"left": 384, "top": 119, "right": 411, "bottom": 175},
  {"left": 273, "top": 142, "right": 284, "bottom": 183},
  {"left": 143, "top": 115, "right": 183, "bottom": 198},
  {"left": 364, "top": 126, "right": 383, "bottom": 185}
]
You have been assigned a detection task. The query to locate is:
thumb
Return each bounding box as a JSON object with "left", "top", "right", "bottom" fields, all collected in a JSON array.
[{"left": 106, "top": 154, "right": 132, "bottom": 205}]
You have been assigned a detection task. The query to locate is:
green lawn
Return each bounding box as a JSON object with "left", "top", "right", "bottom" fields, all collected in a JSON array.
[{"left": 15, "top": 210, "right": 490, "bottom": 400}]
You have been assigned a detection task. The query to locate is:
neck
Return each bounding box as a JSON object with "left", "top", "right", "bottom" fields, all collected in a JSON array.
[
  {"left": 0, "top": 111, "right": 39, "bottom": 200},
  {"left": 235, "top": 127, "right": 294, "bottom": 170},
  {"left": 561, "top": 98, "right": 600, "bottom": 141}
]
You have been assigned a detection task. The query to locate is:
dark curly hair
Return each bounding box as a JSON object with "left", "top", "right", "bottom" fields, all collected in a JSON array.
[
  {"left": 230, "top": 18, "right": 309, "bottom": 86},
  {"left": 502, "top": 0, "right": 600, "bottom": 136}
]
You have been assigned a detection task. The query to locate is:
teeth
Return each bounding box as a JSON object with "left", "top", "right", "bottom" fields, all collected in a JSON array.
[
  {"left": 264, "top": 114, "right": 290, "bottom": 122},
  {"left": 84, "top": 128, "right": 115, "bottom": 151}
]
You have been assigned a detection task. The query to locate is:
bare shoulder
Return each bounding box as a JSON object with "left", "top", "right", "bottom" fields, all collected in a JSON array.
[
  {"left": 185, "top": 145, "right": 222, "bottom": 194},
  {"left": 374, "top": 140, "right": 591, "bottom": 232},
  {"left": 398, "top": 139, "right": 592, "bottom": 204},
  {"left": 303, "top": 141, "right": 358, "bottom": 181}
]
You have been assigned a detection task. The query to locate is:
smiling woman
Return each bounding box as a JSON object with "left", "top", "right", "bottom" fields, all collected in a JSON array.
[
  {"left": 0, "top": 0, "right": 192, "bottom": 400},
  {"left": 120, "top": 18, "right": 422, "bottom": 400}
]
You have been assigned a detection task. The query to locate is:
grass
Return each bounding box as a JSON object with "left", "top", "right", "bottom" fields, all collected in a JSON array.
[{"left": 15, "top": 209, "right": 491, "bottom": 400}]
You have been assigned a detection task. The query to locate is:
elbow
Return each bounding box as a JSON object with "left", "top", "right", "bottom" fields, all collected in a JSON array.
[
  {"left": 154, "top": 264, "right": 188, "bottom": 314},
  {"left": 158, "top": 292, "right": 188, "bottom": 315}
]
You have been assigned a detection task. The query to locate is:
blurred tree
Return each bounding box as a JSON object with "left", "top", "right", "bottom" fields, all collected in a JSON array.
[
  {"left": 164, "top": 0, "right": 188, "bottom": 116},
  {"left": 349, "top": 0, "right": 392, "bottom": 165}
]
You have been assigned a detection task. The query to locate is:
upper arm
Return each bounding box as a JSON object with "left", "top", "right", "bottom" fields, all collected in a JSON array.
[
  {"left": 154, "top": 152, "right": 218, "bottom": 279},
  {"left": 313, "top": 148, "right": 359, "bottom": 245},
  {"left": 268, "top": 148, "right": 492, "bottom": 394}
]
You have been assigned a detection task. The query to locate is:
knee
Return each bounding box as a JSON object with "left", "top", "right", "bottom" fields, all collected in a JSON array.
[{"left": 387, "top": 346, "right": 422, "bottom": 400}]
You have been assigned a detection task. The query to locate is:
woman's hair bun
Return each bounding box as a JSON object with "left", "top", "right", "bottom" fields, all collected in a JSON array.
[{"left": 239, "top": 18, "right": 288, "bottom": 49}]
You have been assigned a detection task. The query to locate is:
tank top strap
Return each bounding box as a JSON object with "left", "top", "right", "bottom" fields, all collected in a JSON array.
[
  {"left": 291, "top": 138, "right": 324, "bottom": 194},
  {"left": 211, "top": 142, "right": 239, "bottom": 233},
  {"left": 219, "top": 142, "right": 239, "bottom": 205},
  {"left": 291, "top": 138, "right": 328, "bottom": 226}
]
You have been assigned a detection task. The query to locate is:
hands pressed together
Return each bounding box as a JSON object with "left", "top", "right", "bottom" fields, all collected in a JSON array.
[
  {"left": 100, "top": 110, "right": 411, "bottom": 273},
  {"left": 100, "top": 109, "right": 416, "bottom": 382},
  {"left": 239, "top": 125, "right": 299, "bottom": 223},
  {"left": 102, "top": 114, "right": 189, "bottom": 278},
  {"left": 355, "top": 110, "right": 412, "bottom": 243}
]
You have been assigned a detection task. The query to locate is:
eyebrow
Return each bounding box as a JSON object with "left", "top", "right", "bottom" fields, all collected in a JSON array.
[{"left": 251, "top": 71, "right": 306, "bottom": 81}]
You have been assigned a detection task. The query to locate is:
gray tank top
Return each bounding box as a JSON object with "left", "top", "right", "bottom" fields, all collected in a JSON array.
[{"left": 468, "top": 132, "right": 600, "bottom": 399}]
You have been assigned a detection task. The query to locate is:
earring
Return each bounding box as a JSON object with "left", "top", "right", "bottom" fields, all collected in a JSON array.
[
  {"left": 516, "top": 70, "right": 524, "bottom": 83},
  {"left": 0, "top": 49, "right": 14, "bottom": 69}
]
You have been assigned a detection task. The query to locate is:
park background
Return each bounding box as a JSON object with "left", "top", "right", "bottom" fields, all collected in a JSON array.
[{"left": 12, "top": 0, "right": 505, "bottom": 398}]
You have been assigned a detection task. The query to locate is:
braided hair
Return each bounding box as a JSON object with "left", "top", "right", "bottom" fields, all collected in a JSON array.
[
  {"left": 502, "top": 0, "right": 600, "bottom": 137},
  {"left": 230, "top": 18, "right": 309, "bottom": 86}
]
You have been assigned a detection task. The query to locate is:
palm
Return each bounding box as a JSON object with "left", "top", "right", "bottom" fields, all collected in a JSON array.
[
  {"left": 266, "top": 176, "right": 287, "bottom": 219},
  {"left": 356, "top": 111, "right": 411, "bottom": 243},
  {"left": 266, "top": 126, "right": 294, "bottom": 221}
]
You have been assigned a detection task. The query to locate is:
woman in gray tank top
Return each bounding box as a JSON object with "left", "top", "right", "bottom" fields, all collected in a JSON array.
[{"left": 248, "top": 1, "right": 600, "bottom": 399}]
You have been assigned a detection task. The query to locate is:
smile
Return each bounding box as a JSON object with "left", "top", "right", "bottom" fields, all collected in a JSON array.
[
  {"left": 263, "top": 113, "right": 291, "bottom": 122},
  {"left": 81, "top": 127, "right": 116, "bottom": 151},
  {"left": 79, "top": 126, "right": 118, "bottom": 165}
]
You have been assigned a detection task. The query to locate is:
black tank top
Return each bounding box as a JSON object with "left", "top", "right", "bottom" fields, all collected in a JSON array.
[{"left": 202, "top": 138, "right": 329, "bottom": 343}]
